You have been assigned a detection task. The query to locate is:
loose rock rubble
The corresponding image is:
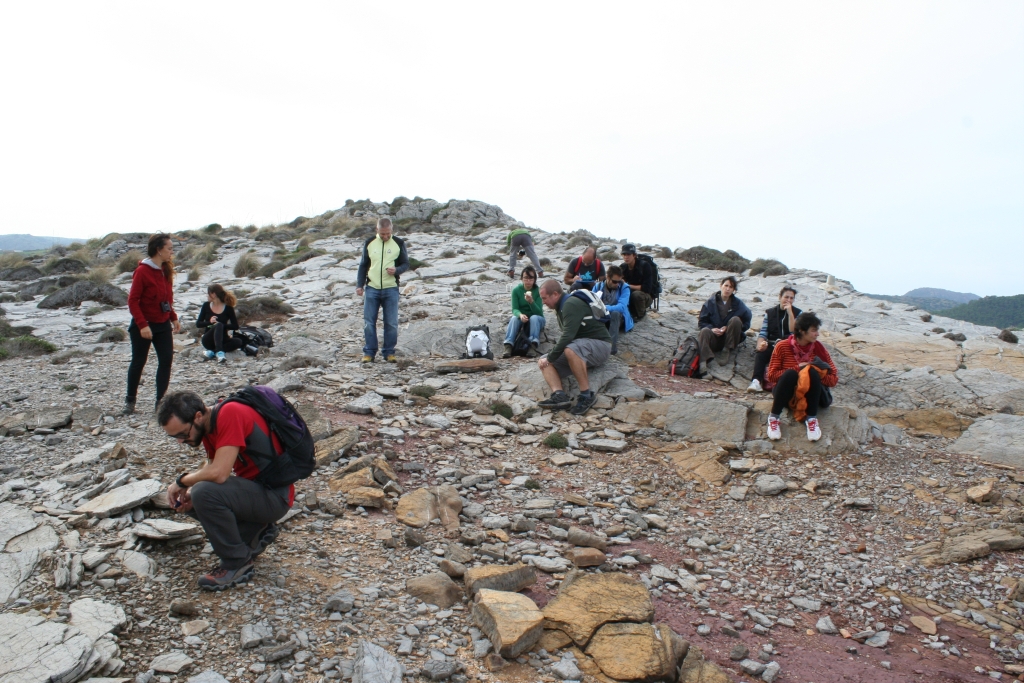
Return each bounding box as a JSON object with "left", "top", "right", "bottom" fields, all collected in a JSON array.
[{"left": 1, "top": 198, "right": 1023, "bottom": 682}]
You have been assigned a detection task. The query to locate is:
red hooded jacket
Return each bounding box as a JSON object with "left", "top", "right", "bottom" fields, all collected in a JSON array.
[{"left": 127, "top": 260, "right": 177, "bottom": 329}]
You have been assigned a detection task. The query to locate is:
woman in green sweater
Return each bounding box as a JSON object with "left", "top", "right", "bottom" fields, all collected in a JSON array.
[{"left": 503, "top": 266, "right": 546, "bottom": 357}]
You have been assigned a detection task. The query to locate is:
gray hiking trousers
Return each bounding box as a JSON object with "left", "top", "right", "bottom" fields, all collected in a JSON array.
[
  {"left": 509, "top": 233, "right": 543, "bottom": 275},
  {"left": 187, "top": 476, "right": 291, "bottom": 569}
]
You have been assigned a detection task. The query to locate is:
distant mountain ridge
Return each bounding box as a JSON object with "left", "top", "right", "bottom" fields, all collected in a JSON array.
[
  {"left": 0, "top": 234, "right": 83, "bottom": 252},
  {"left": 866, "top": 287, "right": 981, "bottom": 314},
  {"left": 904, "top": 288, "right": 980, "bottom": 304},
  {"left": 939, "top": 295, "right": 1024, "bottom": 330}
]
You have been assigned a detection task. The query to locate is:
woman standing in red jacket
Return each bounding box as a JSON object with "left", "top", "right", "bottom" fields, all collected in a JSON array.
[{"left": 124, "top": 233, "right": 180, "bottom": 415}]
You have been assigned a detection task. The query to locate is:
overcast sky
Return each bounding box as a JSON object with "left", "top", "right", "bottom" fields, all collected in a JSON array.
[{"left": 1, "top": 2, "right": 1021, "bottom": 296}]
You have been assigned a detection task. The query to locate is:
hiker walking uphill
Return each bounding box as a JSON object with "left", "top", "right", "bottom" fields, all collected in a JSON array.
[
  {"left": 620, "top": 244, "right": 656, "bottom": 320},
  {"left": 765, "top": 312, "right": 838, "bottom": 442},
  {"left": 503, "top": 266, "right": 546, "bottom": 358},
  {"left": 197, "top": 283, "right": 243, "bottom": 362},
  {"left": 697, "top": 275, "right": 751, "bottom": 375},
  {"left": 158, "top": 389, "right": 311, "bottom": 590},
  {"left": 356, "top": 217, "right": 409, "bottom": 363},
  {"left": 506, "top": 226, "right": 544, "bottom": 279},
  {"left": 536, "top": 279, "right": 613, "bottom": 415},
  {"left": 564, "top": 246, "right": 605, "bottom": 291},
  {"left": 749, "top": 286, "right": 802, "bottom": 393},
  {"left": 591, "top": 264, "right": 632, "bottom": 355},
  {"left": 124, "top": 233, "right": 180, "bottom": 415}
]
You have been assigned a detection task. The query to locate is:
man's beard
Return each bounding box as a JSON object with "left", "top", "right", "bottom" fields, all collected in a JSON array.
[{"left": 184, "top": 420, "right": 209, "bottom": 448}]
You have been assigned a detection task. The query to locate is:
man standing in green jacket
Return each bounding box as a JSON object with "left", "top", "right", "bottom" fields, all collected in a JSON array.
[
  {"left": 356, "top": 218, "right": 409, "bottom": 362},
  {"left": 506, "top": 227, "right": 545, "bottom": 279},
  {"left": 536, "top": 279, "right": 612, "bottom": 415}
]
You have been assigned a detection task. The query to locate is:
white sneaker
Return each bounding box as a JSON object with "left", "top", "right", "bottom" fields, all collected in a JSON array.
[
  {"left": 806, "top": 417, "right": 821, "bottom": 442},
  {"left": 767, "top": 416, "right": 782, "bottom": 440},
  {"left": 216, "top": 352, "right": 226, "bottom": 363},
  {"left": 746, "top": 379, "right": 762, "bottom": 393},
  {"left": 204, "top": 350, "right": 215, "bottom": 360}
]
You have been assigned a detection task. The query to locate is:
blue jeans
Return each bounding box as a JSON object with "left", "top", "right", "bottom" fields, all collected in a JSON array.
[
  {"left": 363, "top": 286, "right": 399, "bottom": 357},
  {"left": 504, "top": 314, "right": 545, "bottom": 344}
]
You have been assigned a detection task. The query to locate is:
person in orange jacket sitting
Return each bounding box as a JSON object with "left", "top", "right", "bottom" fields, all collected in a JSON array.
[{"left": 764, "top": 312, "right": 838, "bottom": 442}]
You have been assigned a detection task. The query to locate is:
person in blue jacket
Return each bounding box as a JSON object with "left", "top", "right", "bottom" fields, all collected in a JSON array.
[
  {"left": 697, "top": 275, "right": 751, "bottom": 375},
  {"left": 592, "top": 265, "right": 632, "bottom": 355}
]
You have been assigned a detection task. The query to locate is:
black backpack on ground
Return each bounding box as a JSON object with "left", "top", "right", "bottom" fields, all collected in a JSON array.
[
  {"left": 510, "top": 323, "right": 532, "bottom": 357},
  {"left": 234, "top": 327, "right": 274, "bottom": 358},
  {"left": 211, "top": 385, "right": 316, "bottom": 489},
  {"left": 669, "top": 336, "right": 701, "bottom": 378}
]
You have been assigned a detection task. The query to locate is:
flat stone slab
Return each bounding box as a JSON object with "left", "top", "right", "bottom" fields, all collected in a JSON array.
[
  {"left": 188, "top": 672, "right": 230, "bottom": 683},
  {"left": 70, "top": 598, "right": 127, "bottom": 641},
  {"left": 374, "top": 387, "right": 405, "bottom": 399},
  {"left": 435, "top": 358, "right": 499, "bottom": 374},
  {"left": 0, "top": 549, "right": 40, "bottom": 602},
  {"left": 74, "top": 479, "right": 164, "bottom": 518},
  {"left": 550, "top": 454, "right": 581, "bottom": 466},
  {"left": 952, "top": 414, "right": 1024, "bottom": 467},
  {"left": 132, "top": 519, "right": 200, "bottom": 540},
  {"left": 5, "top": 524, "right": 59, "bottom": 553},
  {"left": 586, "top": 439, "right": 627, "bottom": 453},
  {"left": 0, "top": 612, "right": 96, "bottom": 683},
  {"left": 0, "top": 502, "right": 40, "bottom": 549},
  {"left": 151, "top": 651, "right": 194, "bottom": 674},
  {"left": 346, "top": 392, "right": 384, "bottom": 414}
]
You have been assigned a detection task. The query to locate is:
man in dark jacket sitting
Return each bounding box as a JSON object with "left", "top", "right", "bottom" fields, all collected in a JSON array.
[
  {"left": 535, "top": 279, "right": 613, "bottom": 415},
  {"left": 697, "top": 275, "right": 751, "bottom": 375},
  {"left": 748, "top": 286, "right": 802, "bottom": 393}
]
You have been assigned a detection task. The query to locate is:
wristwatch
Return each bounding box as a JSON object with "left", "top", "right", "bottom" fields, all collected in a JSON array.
[{"left": 175, "top": 473, "right": 188, "bottom": 489}]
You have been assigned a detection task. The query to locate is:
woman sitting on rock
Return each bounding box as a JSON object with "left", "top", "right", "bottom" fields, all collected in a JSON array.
[
  {"left": 503, "top": 266, "right": 545, "bottom": 357},
  {"left": 196, "top": 284, "right": 242, "bottom": 362},
  {"left": 764, "top": 312, "right": 838, "bottom": 442},
  {"left": 748, "top": 286, "right": 802, "bottom": 393},
  {"left": 696, "top": 275, "right": 751, "bottom": 375}
]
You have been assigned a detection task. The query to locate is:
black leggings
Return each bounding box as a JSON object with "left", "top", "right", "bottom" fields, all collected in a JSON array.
[
  {"left": 771, "top": 368, "right": 821, "bottom": 418},
  {"left": 127, "top": 320, "right": 174, "bottom": 406},
  {"left": 201, "top": 323, "right": 245, "bottom": 354},
  {"left": 753, "top": 341, "right": 776, "bottom": 383}
]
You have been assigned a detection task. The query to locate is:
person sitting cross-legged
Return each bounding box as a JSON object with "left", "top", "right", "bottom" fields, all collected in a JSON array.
[
  {"left": 158, "top": 391, "right": 293, "bottom": 591},
  {"left": 503, "top": 266, "right": 546, "bottom": 357},
  {"left": 564, "top": 246, "right": 605, "bottom": 292},
  {"left": 591, "top": 264, "right": 632, "bottom": 355},
  {"left": 696, "top": 275, "right": 751, "bottom": 375},
  {"left": 748, "top": 286, "right": 802, "bottom": 393},
  {"left": 535, "top": 279, "right": 613, "bottom": 415},
  {"left": 764, "top": 312, "right": 839, "bottom": 443}
]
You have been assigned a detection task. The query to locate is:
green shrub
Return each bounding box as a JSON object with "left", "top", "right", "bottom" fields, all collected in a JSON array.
[
  {"left": 84, "top": 306, "right": 103, "bottom": 316},
  {"left": 0, "top": 293, "right": 15, "bottom": 303},
  {"left": 83, "top": 267, "right": 112, "bottom": 285},
  {"left": 484, "top": 254, "right": 503, "bottom": 262},
  {"left": 477, "top": 273, "right": 493, "bottom": 282},
  {"left": 187, "top": 265, "right": 203, "bottom": 282},
  {"left": 490, "top": 401, "right": 513, "bottom": 419},
  {"left": 257, "top": 261, "right": 286, "bottom": 278},
  {"left": 408, "top": 258, "right": 430, "bottom": 270},
  {"left": 235, "top": 295, "right": 294, "bottom": 321},
  {"left": 297, "top": 236, "right": 311, "bottom": 248},
  {"left": 0, "top": 252, "right": 27, "bottom": 269},
  {"left": 676, "top": 246, "right": 750, "bottom": 272},
  {"left": 539, "top": 257, "right": 552, "bottom": 267},
  {"left": 748, "top": 258, "right": 789, "bottom": 276},
  {"left": 1, "top": 335, "right": 57, "bottom": 359},
  {"left": 62, "top": 384, "right": 78, "bottom": 391},
  {"left": 542, "top": 432, "right": 568, "bottom": 449},
  {"left": 284, "top": 267, "right": 304, "bottom": 278},
  {"left": 409, "top": 385, "right": 436, "bottom": 399},
  {"left": 49, "top": 349, "right": 86, "bottom": 364},
  {"left": 524, "top": 479, "right": 541, "bottom": 490},
  {"left": 117, "top": 249, "right": 146, "bottom": 274},
  {"left": 98, "top": 327, "right": 128, "bottom": 343},
  {"left": 456, "top": 277, "right": 474, "bottom": 286},
  {"left": 598, "top": 250, "right": 619, "bottom": 261},
  {"left": 440, "top": 249, "right": 457, "bottom": 259},
  {"left": 233, "top": 252, "right": 262, "bottom": 278},
  {"left": 203, "top": 223, "right": 222, "bottom": 234}
]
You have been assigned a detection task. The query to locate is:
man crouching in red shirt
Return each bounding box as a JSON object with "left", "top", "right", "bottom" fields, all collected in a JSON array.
[{"left": 158, "top": 391, "right": 293, "bottom": 590}]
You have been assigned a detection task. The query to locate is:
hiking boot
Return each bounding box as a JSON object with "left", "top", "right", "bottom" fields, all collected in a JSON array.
[
  {"left": 806, "top": 417, "right": 822, "bottom": 442},
  {"left": 698, "top": 360, "right": 708, "bottom": 376},
  {"left": 385, "top": 355, "right": 397, "bottom": 363},
  {"left": 767, "top": 416, "right": 782, "bottom": 440},
  {"left": 746, "top": 379, "right": 762, "bottom": 393},
  {"left": 197, "top": 561, "right": 254, "bottom": 591},
  {"left": 203, "top": 350, "right": 216, "bottom": 360},
  {"left": 216, "top": 351, "right": 226, "bottom": 363},
  {"left": 506, "top": 269, "right": 515, "bottom": 279},
  {"left": 538, "top": 390, "right": 572, "bottom": 410},
  {"left": 361, "top": 355, "right": 374, "bottom": 363},
  {"left": 121, "top": 400, "right": 136, "bottom": 416},
  {"left": 249, "top": 522, "right": 279, "bottom": 558},
  {"left": 502, "top": 343, "right": 513, "bottom": 359},
  {"left": 721, "top": 350, "right": 734, "bottom": 365},
  {"left": 529, "top": 341, "right": 540, "bottom": 356},
  {"left": 570, "top": 390, "right": 598, "bottom": 416}
]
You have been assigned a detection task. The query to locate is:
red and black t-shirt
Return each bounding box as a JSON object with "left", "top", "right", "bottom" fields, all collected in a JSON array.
[{"left": 202, "top": 402, "right": 295, "bottom": 505}]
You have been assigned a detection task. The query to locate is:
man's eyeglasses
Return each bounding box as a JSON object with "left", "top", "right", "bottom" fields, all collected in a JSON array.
[{"left": 169, "top": 421, "right": 194, "bottom": 442}]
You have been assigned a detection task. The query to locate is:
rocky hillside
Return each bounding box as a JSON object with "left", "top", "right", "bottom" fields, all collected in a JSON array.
[{"left": 1, "top": 198, "right": 1023, "bottom": 683}]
